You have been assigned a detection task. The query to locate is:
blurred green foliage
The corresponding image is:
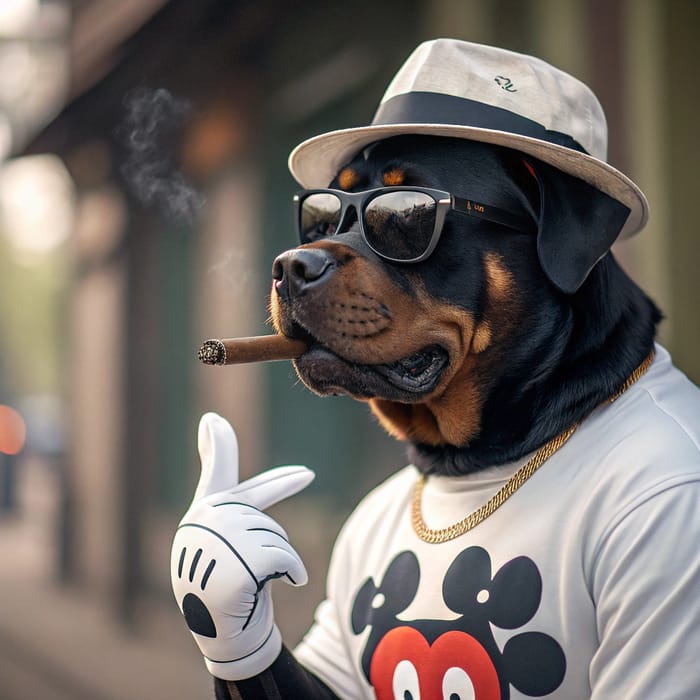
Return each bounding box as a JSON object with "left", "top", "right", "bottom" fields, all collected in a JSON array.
[{"left": 0, "top": 233, "right": 68, "bottom": 397}]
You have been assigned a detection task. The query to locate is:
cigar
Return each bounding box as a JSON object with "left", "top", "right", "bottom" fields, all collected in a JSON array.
[{"left": 198, "top": 335, "right": 308, "bottom": 365}]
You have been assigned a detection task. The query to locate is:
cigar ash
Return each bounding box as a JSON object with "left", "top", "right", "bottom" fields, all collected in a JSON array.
[{"left": 198, "top": 339, "right": 226, "bottom": 365}]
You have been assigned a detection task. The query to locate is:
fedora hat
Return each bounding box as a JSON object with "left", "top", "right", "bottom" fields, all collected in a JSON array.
[{"left": 289, "top": 38, "right": 647, "bottom": 239}]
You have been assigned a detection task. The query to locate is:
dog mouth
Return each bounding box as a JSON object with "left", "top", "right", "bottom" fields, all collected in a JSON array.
[
  {"left": 293, "top": 340, "right": 450, "bottom": 400},
  {"left": 373, "top": 346, "right": 449, "bottom": 389}
]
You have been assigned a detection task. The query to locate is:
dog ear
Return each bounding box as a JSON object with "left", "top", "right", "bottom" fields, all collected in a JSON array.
[{"left": 524, "top": 158, "right": 630, "bottom": 294}]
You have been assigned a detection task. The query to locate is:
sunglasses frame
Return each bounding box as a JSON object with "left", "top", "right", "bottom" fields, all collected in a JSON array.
[{"left": 294, "top": 186, "right": 533, "bottom": 264}]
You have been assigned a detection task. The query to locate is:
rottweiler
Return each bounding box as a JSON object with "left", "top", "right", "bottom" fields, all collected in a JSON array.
[{"left": 172, "top": 38, "right": 700, "bottom": 700}]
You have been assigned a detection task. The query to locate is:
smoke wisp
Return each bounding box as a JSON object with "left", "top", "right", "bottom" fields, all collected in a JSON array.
[{"left": 119, "top": 87, "right": 204, "bottom": 225}]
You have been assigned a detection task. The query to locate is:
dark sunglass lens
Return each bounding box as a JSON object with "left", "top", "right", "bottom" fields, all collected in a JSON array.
[
  {"left": 300, "top": 193, "right": 342, "bottom": 243},
  {"left": 363, "top": 191, "right": 436, "bottom": 260}
]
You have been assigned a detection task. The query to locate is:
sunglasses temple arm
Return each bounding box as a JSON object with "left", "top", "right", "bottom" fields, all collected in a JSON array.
[{"left": 451, "top": 196, "right": 533, "bottom": 233}]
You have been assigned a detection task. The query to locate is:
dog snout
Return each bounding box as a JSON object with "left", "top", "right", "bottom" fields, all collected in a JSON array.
[{"left": 272, "top": 248, "right": 336, "bottom": 299}]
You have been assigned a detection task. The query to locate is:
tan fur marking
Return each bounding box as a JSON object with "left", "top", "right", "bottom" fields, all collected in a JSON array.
[
  {"left": 426, "top": 357, "right": 482, "bottom": 444},
  {"left": 469, "top": 252, "right": 512, "bottom": 357},
  {"left": 370, "top": 400, "right": 444, "bottom": 444},
  {"left": 338, "top": 167, "right": 360, "bottom": 191},
  {"left": 484, "top": 252, "right": 513, "bottom": 301},
  {"left": 382, "top": 168, "right": 405, "bottom": 186},
  {"left": 472, "top": 321, "right": 492, "bottom": 354}
]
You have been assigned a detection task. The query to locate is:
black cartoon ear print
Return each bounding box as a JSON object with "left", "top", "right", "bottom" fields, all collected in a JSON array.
[
  {"left": 442, "top": 545, "right": 493, "bottom": 617},
  {"left": 487, "top": 555, "right": 542, "bottom": 629},
  {"left": 502, "top": 631, "right": 567, "bottom": 696},
  {"left": 351, "top": 578, "right": 377, "bottom": 635},
  {"left": 351, "top": 550, "right": 420, "bottom": 635},
  {"left": 351, "top": 550, "right": 421, "bottom": 679}
]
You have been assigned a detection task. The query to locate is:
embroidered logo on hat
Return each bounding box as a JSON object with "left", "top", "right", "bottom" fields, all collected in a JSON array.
[{"left": 494, "top": 75, "right": 517, "bottom": 92}]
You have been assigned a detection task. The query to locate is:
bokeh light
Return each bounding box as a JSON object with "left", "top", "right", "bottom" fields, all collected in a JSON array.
[
  {"left": 0, "top": 0, "right": 38, "bottom": 37},
  {"left": 0, "top": 154, "right": 75, "bottom": 259},
  {"left": 0, "top": 404, "right": 26, "bottom": 455}
]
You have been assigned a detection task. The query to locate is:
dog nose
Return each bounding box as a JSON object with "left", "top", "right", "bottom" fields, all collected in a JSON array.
[{"left": 272, "top": 248, "right": 336, "bottom": 298}]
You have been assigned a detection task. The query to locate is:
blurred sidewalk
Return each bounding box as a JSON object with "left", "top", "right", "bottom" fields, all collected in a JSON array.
[{"left": 0, "top": 456, "right": 212, "bottom": 700}]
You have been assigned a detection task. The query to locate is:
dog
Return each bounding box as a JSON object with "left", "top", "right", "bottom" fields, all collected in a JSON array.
[
  {"left": 172, "top": 39, "right": 700, "bottom": 699},
  {"left": 271, "top": 135, "right": 659, "bottom": 474}
]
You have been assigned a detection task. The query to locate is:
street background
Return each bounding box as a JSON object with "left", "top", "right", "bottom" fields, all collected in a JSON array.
[{"left": 0, "top": 1, "right": 698, "bottom": 698}]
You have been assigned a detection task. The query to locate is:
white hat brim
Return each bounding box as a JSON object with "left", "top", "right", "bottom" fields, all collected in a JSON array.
[{"left": 288, "top": 123, "right": 648, "bottom": 239}]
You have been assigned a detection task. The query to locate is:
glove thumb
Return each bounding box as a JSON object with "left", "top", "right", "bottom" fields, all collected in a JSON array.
[{"left": 193, "top": 412, "right": 239, "bottom": 502}]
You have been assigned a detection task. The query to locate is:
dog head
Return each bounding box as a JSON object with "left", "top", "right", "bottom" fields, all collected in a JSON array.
[{"left": 270, "top": 135, "right": 659, "bottom": 472}]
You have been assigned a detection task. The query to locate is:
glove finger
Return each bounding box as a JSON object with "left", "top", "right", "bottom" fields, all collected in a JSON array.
[
  {"left": 217, "top": 507, "right": 291, "bottom": 542},
  {"left": 246, "top": 541, "right": 309, "bottom": 587},
  {"left": 222, "top": 465, "right": 314, "bottom": 511},
  {"left": 194, "top": 413, "right": 240, "bottom": 502}
]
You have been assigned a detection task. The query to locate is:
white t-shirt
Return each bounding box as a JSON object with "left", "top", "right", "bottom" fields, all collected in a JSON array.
[{"left": 295, "top": 345, "right": 700, "bottom": 699}]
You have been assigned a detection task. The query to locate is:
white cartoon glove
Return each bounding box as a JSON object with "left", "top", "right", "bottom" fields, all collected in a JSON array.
[{"left": 170, "top": 412, "right": 314, "bottom": 680}]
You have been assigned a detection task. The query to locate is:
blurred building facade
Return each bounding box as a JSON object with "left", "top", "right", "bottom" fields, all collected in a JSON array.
[{"left": 0, "top": 0, "right": 697, "bottom": 697}]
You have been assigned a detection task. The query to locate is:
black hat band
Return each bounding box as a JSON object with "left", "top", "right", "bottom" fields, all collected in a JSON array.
[{"left": 372, "top": 91, "right": 589, "bottom": 155}]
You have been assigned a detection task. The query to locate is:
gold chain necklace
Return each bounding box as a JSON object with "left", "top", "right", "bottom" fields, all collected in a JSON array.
[{"left": 412, "top": 350, "right": 656, "bottom": 544}]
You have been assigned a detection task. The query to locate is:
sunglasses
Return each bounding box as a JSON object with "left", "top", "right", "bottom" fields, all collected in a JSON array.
[{"left": 294, "top": 186, "right": 533, "bottom": 263}]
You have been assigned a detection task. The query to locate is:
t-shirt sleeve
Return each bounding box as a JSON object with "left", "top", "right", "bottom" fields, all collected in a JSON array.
[
  {"left": 293, "top": 511, "right": 369, "bottom": 700},
  {"left": 589, "top": 475, "right": 700, "bottom": 698},
  {"left": 294, "top": 600, "right": 362, "bottom": 698}
]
